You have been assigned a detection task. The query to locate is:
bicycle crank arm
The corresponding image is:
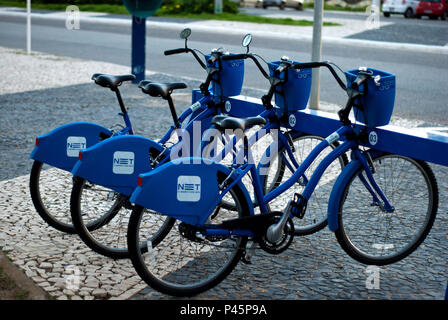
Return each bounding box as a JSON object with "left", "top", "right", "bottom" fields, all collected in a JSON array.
[{"left": 266, "top": 200, "right": 292, "bottom": 244}]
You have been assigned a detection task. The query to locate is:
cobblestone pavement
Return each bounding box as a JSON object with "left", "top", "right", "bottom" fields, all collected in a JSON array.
[{"left": 0, "top": 48, "right": 447, "bottom": 300}]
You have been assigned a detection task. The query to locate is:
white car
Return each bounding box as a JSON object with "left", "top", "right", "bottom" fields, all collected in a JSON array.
[
  {"left": 382, "top": 0, "right": 419, "bottom": 18},
  {"left": 255, "top": 0, "right": 305, "bottom": 10}
]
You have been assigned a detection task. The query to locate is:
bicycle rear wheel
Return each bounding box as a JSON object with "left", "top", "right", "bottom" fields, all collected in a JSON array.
[
  {"left": 127, "top": 174, "right": 249, "bottom": 297},
  {"left": 30, "top": 160, "right": 79, "bottom": 233},
  {"left": 335, "top": 154, "right": 438, "bottom": 265},
  {"left": 70, "top": 176, "right": 175, "bottom": 259}
]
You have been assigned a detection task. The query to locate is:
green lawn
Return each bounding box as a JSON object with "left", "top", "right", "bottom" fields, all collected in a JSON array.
[
  {"left": 0, "top": 1, "right": 340, "bottom": 27},
  {"left": 303, "top": 3, "right": 368, "bottom": 12}
]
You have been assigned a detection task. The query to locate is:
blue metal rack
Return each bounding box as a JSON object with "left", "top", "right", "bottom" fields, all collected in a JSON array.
[{"left": 192, "top": 91, "right": 448, "bottom": 167}]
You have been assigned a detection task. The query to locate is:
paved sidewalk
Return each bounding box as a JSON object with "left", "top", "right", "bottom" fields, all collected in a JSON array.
[{"left": 0, "top": 48, "right": 446, "bottom": 300}]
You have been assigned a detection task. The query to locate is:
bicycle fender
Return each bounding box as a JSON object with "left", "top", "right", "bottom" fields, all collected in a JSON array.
[
  {"left": 30, "top": 122, "right": 112, "bottom": 172},
  {"left": 327, "top": 149, "right": 385, "bottom": 232},
  {"left": 72, "top": 135, "right": 164, "bottom": 196},
  {"left": 130, "top": 157, "right": 254, "bottom": 226}
]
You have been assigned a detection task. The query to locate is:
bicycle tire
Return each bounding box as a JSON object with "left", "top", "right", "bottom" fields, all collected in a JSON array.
[
  {"left": 127, "top": 173, "right": 249, "bottom": 297},
  {"left": 262, "top": 135, "right": 348, "bottom": 236},
  {"left": 70, "top": 176, "right": 175, "bottom": 259},
  {"left": 334, "top": 154, "right": 438, "bottom": 265},
  {"left": 30, "top": 160, "right": 78, "bottom": 233}
]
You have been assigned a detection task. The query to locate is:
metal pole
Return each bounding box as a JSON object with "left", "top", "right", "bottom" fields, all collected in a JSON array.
[
  {"left": 26, "top": 0, "right": 31, "bottom": 54},
  {"left": 131, "top": 16, "right": 146, "bottom": 83},
  {"left": 309, "top": 0, "right": 324, "bottom": 110},
  {"left": 215, "top": 0, "right": 223, "bottom": 14}
]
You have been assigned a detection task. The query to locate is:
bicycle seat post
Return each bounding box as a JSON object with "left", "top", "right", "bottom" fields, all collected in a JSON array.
[
  {"left": 113, "top": 87, "right": 133, "bottom": 134},
  {"left": 166, "top": 94, "right": 180, "bottom": 128}
]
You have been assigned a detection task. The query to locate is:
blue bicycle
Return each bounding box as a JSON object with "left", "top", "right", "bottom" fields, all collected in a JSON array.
[
  {"left": 68, "top": 31, "right": 259, "bottom": 259},
  {"left": 126, "top": 57, "right": 438, "bottom": 296},
  {"left": 69, "top": 33, "right": 350, "bottom": 260},
  {"left": 29, "top": 28, "right": 240, "bottom": 234},
  {"left": 29, "top": 72, "right": 138, "bottom": 234}
]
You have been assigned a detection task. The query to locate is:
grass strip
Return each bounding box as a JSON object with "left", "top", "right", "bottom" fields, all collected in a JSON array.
[{"left": 0, "top": 1, "right": 340, "bottom": 26}]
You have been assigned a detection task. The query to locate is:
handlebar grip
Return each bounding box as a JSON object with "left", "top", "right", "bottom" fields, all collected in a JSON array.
[
  {"left": 293, "top": 62, "right": 321, "bottom": 70},
  {"left": 222, "top": 54, "right": 247, "bottom": 61},
  {"left": 164, "top": 48, "right": 188, "bottom": 56}
]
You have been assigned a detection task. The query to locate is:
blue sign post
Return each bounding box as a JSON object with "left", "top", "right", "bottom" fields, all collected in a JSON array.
[
  {"left": 131, "top": 16, "right": 146, "bottom": 82},
  {"left": 123, "top": 0, "right": 163, "bottom": 83}
]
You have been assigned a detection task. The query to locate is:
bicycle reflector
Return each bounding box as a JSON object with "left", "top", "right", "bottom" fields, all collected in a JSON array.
[
  {"left": 138, "top": 176, "right": 143, "bottom": 187},
  {"left": 35, "top": 137, "right": 39, "bottom": 146},
  {"left": 78, "top": 151, "right": 83, "bottom": 161}
]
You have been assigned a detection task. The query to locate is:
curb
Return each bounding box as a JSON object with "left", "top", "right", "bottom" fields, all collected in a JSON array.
[
  {"left": 1, "top": 10, "right": 447, "bottom": 55},
  {"left": 0, "top": 250, "right": 49, "bottom": 300}
]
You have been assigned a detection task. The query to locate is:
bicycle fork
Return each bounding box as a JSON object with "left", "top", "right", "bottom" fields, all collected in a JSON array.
[{"left": 354, "top": 148, "right": 395, "bottom": 213}]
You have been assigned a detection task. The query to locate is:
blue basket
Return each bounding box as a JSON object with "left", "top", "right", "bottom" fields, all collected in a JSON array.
[
  {"left": 345, "top": 68, "right": 396, "bottom": 127},
  {"left": 205, "top": 53, "right": 245, "bottom": 98},
  {"left": 268, "top": 61, "right": 312, "bottom": 112}
]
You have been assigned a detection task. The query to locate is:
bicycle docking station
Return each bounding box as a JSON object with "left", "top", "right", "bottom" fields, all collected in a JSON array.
[{"left": 193, "top": 90, "right": 448, "bottom": 168}]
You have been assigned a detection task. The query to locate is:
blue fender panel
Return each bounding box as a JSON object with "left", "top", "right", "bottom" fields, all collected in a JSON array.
[
  {"left": 72, "top": 135, "right": 163, "bottom": 196},
  {"left": 131, "top": 157, "right": 254, "bottom": 226},
  {"left": 30, "top": 122, "right": 112, "bottom": 172},
  {"left": 327, "top": 160, "right": 361, "bottom": 232},
  {"left": 327, "top": 149, "right": 384, "bottom": 232}
]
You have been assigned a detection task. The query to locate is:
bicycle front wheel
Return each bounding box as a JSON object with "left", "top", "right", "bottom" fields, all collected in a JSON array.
[
  {"left": 127, "top": 174, "right": 249, "bottom": 297},
  {"left": 335, "top": 154, "right": 438, "bottom": 265}
]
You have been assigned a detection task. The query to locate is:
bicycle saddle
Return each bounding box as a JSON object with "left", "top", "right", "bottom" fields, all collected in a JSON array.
[
  {"left": 211, "top": 115, "right": 266, "bottom": 131},
  {"left": 91, "top": 73, "right": 136, "bottom": 90},
  {"left": 139, "top": 82, "right": 187, "bottom": 99}
]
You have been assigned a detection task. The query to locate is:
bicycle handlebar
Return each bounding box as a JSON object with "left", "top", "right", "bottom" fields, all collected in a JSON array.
[
  {"left": 164, "top": 48, "right": 188, "bottom": 55},
  {"left": 292, "top": 61, "right": 347, "bottom": 91},
  {"left": 164, "top": 47, "right": 206, "bottom": 70},
  {"left": 222, "top": 53, "right": 269, "bottom": 79},
  {"left": 222, "top": 53, "right": 247, "bottom": 61}
]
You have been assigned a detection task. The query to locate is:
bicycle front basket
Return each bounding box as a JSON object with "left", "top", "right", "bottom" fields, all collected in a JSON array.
[
  {"left": 268, "top": 61, "right": 312, "bottom": 113},
  {"left": 345, "top": 68, "right": 396, "bottom": 127},
  {"left": 205, "top": 53, "right": 245, "bottom": 98}
]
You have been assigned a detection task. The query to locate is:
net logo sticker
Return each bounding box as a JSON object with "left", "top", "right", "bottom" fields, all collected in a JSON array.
[
  {"left": 177, "top": 176, "right": 201, "bottom": 202},
  {"left": 67, "top": 136, "right": 86, "bottom": 157},
  {"left": 113, "top": 151, "right": 135, "bottom": 174}
]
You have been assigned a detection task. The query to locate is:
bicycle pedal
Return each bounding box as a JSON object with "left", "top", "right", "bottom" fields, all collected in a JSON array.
[
  {"left": 241, "top": 241, "right": 257, "bottom": 265},
  {"left": 290, "top": 193, "right": 307, "bottom": 219},
  {"left": 241, "top": 255, "right": 252, "bottom": 265}
]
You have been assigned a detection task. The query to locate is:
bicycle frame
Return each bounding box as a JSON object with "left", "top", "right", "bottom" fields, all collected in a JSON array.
[{"left": 198, "top": 123, "right": 395, "bottom": 238}]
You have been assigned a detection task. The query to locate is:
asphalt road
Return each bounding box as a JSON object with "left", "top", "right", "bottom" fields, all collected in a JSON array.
[
  {"left": 0, "top": 13, "right": 447, "bottom": 125},
  {"left": 243, "top": 7, "right": 448, "bottom": 45}
]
